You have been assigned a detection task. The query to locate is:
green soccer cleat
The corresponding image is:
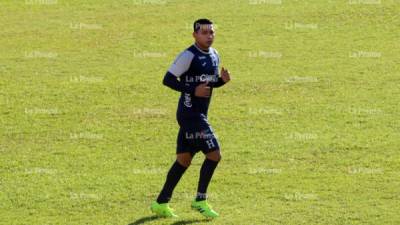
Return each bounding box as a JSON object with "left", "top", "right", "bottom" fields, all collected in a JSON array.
[
  {"left": 150, "top": 201, "right": 178, "bottom": 218},
  {"left": 191, "top": 199, "right": 219, "bottom": 219}
]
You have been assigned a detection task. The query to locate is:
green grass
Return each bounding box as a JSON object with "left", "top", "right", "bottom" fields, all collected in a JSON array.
[{"left": 1, "top": 0, "right": 400, "bottom": 224}]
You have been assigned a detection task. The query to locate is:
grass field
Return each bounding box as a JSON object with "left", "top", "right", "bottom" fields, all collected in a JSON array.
[{"left": 1, "top": 0, "right": 400, "bottom": 224}]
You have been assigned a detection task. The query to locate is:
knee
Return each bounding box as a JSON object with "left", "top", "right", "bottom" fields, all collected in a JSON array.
[
  {"left": 206, "top": 150, "right": 222, "bottom": 162},
  {"left": 177, "top": 157, "right": 192, "bottom": 168}
]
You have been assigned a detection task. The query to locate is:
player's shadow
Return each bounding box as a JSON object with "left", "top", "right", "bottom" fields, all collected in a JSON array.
[
  {"left": 128, "top": 216, "right": 209, "bottom": 225},
  {"left": 128, "top": 215, "right": 160, "bottom": 225},
  {"left": 170, "top": 219, "right": 210, "bottom": 225}
]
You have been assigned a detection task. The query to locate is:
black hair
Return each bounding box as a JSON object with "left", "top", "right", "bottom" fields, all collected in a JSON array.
[{"left": 193, "top": 18, "right": 213, "bottom": 32}]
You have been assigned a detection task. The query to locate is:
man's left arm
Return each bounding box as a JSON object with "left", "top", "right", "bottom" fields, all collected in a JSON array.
[{"left": 213, "top": 67, "right": 230, "bottom": 88}]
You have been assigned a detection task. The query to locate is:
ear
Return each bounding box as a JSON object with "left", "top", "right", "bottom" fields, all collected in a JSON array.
[{"left": 192, "top": 32, "right": 196, "bottom": 38}]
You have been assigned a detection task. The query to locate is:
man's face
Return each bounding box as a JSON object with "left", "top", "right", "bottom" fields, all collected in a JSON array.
[{"left": 193, "top": 24, "right": 215, "bottom": 49}]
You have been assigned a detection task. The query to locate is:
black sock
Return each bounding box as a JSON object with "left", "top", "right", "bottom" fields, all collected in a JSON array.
[
  {"left": 196, "top": 158, "right": 219, "bottom": 201},
  {"left": 156, "top": 161, "right": 188, "bottom": 204}
]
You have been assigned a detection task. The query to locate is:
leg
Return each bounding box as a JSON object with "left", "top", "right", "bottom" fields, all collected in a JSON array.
[
  {"left": 196, "top": 149, "right": 221, "bottom": 201},
  {"left": 191, "top": 149, "right": 221, "bottom": 218},
  {"left": 156, "top": 152, "right": 193, "bottom": 203}
]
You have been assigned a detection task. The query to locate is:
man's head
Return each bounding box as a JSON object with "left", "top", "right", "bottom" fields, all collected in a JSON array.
[{"left": 193, "top": 18, "right": 215, "bottom": 50}]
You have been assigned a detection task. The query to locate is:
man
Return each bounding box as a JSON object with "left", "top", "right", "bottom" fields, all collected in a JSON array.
[{"left": 150, "top": 18, "right": 231, "bottom": 219}]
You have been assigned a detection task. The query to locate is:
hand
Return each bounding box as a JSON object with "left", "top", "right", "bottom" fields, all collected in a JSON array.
[
  {"left": 194, "top": 82, "right": 210, "bottom": 98},
  {"left": 221, "top": 67, "right": 231, "bottom": 83}
]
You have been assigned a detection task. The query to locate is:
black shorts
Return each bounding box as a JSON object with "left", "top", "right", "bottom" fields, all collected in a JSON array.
[{"left": 176, "top": 117, "right": 220, "bottom": 155}]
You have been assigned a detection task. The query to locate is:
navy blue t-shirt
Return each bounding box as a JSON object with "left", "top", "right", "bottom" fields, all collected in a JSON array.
[{"left": 167, "top": 44, "right": 220, "bottom": 122}]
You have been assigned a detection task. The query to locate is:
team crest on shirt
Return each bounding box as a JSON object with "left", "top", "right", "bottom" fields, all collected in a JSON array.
[{"left": 184, "top": 93, "right": 192, "bottom": 108}]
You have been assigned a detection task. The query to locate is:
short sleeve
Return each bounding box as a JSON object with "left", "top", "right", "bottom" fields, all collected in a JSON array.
[{"left": 168, "top": 50, "right": 194, "bottom": 77}]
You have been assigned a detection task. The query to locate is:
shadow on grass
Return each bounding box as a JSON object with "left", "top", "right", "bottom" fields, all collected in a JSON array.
[
  {"left": 128, "top": 215, "right": 160, "bottom": 225},
  {"left": 170, "top": 219, "right": 210, "bottom": 225},
  {"left": 128, "top": 216, "right": 210, "bottom": 225}
]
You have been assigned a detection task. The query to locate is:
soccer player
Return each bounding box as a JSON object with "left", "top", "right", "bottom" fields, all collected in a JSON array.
[{"left": 150, "top": 18, "right": 231, "bottom": 219}]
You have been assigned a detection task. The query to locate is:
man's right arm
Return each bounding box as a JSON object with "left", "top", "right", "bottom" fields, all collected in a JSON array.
[
  {"left": 163, "top": 72, "right": 195, "bottom": 94},
  {"left": 162, "top": 50, "right": 210, "bottom": 98},
  {"left": 162, "top": 50, "right": 195, "bottom": 94}
]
